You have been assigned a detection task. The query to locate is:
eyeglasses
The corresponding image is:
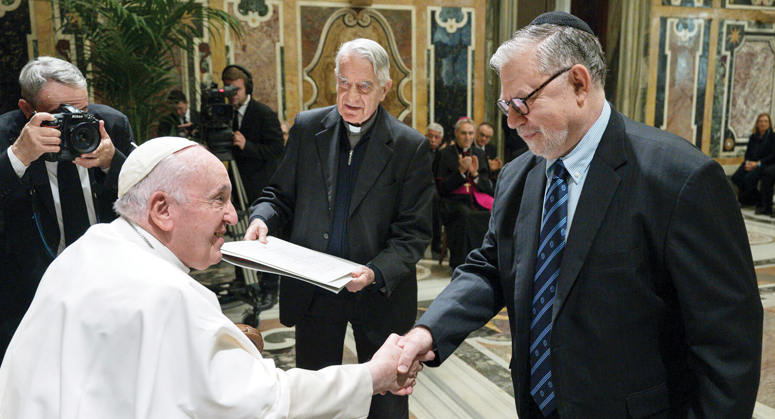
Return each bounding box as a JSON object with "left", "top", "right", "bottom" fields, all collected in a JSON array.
[{"left": 496, "top": 67, "right": 572, "bottom": 116}]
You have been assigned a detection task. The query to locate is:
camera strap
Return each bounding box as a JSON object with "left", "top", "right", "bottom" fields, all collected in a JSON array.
[{"left": 57, "top": 161, "right": 90, "bottom": 246}]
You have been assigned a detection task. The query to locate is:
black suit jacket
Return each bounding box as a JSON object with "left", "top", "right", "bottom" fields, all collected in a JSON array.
[
  {"left": 233, "top": 99, "right": 283, "bottom": 204},
  {"left": 417, "top": 108, "right": 763, "bottom": 418},
  {"left": 251, "top": 105, "right": 433, "bottom": 343},
  {"left": 436, "top": 144, "right": 494, "bottom": 207},
  {"left": 0, "top": 105, "right": 134, "bottom": 356},
  {"left": 157, "top": 110, "right": 199, "bottom": 138}
]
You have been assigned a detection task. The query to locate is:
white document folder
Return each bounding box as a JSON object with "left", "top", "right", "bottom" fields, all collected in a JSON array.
[{"left": 220, "top": 237, "right": 358, "bottom": 293}]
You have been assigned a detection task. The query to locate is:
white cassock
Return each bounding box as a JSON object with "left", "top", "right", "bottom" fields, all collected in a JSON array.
[{"left": 0, "top": 217, "right": 372, "bottom": 419}]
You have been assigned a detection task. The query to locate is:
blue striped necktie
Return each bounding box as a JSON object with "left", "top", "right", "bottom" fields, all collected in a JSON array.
[{"left": 530, "top": 160, "right": 568, "bottom": 416}]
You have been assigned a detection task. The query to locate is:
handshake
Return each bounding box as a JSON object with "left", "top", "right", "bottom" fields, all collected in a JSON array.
[{"left": 365, "top": 327, "right": 436, "bottom": 395}]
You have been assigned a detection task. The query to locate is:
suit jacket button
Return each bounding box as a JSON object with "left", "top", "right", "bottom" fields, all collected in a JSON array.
[{"left": 323, "top": 233, "right": 329, "bottom": 239}]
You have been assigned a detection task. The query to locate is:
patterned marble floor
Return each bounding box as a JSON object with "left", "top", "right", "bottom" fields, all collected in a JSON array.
[{"left": 193, "top": 211, "right": 775, "bottom": 418}]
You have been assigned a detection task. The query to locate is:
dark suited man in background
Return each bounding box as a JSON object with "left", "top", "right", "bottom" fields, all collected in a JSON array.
[
  {"left": 435, "top": 117, "right": 494, "bottom": 269},
  {"left": 0, "top": 56, "right": 134, "bottom": 359},
  {"left": 474, "top": 121, "right": 502, "bottom": 180},
  {"left": 426, "top": 122, "right": 445, "bottom": 254},
  {"left": 245, "top": 38, "right": 433, "bottom": 419},
  {"left": 398, "top": 11, "right": 762, "bottom": 419},
  {"left": 222, "top": 64, "right": 284, "bottom": 310},
  {"left": 157, "top": 89, "right": 198, "bottom": 138}
]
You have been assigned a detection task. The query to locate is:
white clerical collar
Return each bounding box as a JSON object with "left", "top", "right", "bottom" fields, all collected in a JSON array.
[
  {"left": 117, "top": 217, "right": 190, "bottom": 274},
  {"left": 345, "top": 108, "right": 379, "bottom": 134}
]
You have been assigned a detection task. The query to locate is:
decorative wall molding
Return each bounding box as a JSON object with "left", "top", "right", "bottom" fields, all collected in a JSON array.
[
  {"left": 298, "top": 4, "right": 414, "bottom": 124},
  {"left": 0, "top": 0, "right": 22, "bottom": 19},
  {"left": 714, "top": 20, "right": 775, "bottom": 157},
  {"left": 426, "top": 6, "right": 474, "bottom": 142}
]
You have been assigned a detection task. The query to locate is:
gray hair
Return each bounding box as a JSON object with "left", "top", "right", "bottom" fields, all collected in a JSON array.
[
  {"left": 454, "top": 117, "right": 475, "bottom": 131},
  {"left": 490, "top": 24, "right": 607, "bottom": 88},
  {"left": 427, "top": 122, "right": 444, "bottom": 137},
  {"left": 19, "top": 56, "right": 88, "bottom": 108},
  {"left": 335, "top": 38, "right": 391, "bottom": 87},
  {"left": 113, "top": 148, "right": 200, "bottom": 223}
]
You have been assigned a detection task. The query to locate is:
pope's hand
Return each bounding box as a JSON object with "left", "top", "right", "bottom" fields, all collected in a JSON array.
[{"left": 366, "top": 334, "right": 422, "bottom": 396}]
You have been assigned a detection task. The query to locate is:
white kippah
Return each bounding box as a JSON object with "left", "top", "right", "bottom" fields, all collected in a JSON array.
[{"left": 118, "top": 136, "right": 198, "bottom": 198}]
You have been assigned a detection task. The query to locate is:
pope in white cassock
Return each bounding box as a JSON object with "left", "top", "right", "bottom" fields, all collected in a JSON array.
[{"left": 0, "top": 137, "right": 419, "bottom": 418}]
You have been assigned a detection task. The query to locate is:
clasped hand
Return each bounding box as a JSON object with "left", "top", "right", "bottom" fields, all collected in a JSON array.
[
  {"left": 372, "top": 326, "right": 437, "bottom": 395},
  {"left": 458, "top": 154, "right": 479, "bottom": 177}
]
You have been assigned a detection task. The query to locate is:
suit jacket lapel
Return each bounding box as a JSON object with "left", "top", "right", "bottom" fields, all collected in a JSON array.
[
  {"left": 553, "top": 110, "right": 628, "bottom": 320},
  {"left": 315, "top": 107, "right": 341, "bottom": 209},
  {"left": 514, "top": 159, "right": 547, "bottom": 339},
  {"left": 349, "top": 106, "right": 392, "bottom": 217}
]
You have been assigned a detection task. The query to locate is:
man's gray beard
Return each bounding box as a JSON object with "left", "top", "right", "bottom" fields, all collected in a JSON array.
[{"left": 522, "top": 126, "right": 569, "bottom": 159}]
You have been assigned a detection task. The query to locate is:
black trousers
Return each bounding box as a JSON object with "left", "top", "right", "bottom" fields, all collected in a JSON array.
[
  {"left": 440, "top": 200, "right": 490, "bottom": 269},
  {"left": 760, "top": 164, "right": 775, "bottom": 211},
  {"left": 295, "top": 288, "right": 408, "bottom": 419},
  {"left": 431, "top": 193, "right": 443, "bottom": 251},
  {"left": 731, "top": 164, "right": 765, "bottom": 205}
]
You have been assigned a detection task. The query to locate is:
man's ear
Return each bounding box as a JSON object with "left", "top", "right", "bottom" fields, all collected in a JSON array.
[
  {"left": 18, "top": 99, "right": 35, "bottom": 119},
  {"left": 379, "top": 79, "right": 393, "bottom": 101},
  {"left": 148, "top": 191, "right": 174, "bottom": 232},
  {"left": 569, "top": 64, "right": 592, "bottom": 106}
]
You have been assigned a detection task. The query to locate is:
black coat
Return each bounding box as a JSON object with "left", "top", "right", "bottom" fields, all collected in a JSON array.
[
  {"left": 743, "top": 128, "right": 775, "bottom": 166},
  {"left": 418, "top": 108, "right": 762, "bottom": 418},
  {"left": 435, "top": 143, "right": 494, "bottom": 208},
  {"left": 251, "top": 104, "right": 433, "bottom": 344},
  {"left": 232, "top": 99, "right": 283, "bottom": 204},
  {"left": 157, "top": 110, "right": 199, "bottom": 138}
]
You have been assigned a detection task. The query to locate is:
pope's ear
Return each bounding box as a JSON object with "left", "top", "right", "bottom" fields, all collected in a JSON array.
[{"left": 148, "top": 191, "right": 174, "bottom": 232}]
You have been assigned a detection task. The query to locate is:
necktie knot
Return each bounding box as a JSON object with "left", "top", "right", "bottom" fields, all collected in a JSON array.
[{"left": 551, "top": 160, "right": 568, "bottom": 182}]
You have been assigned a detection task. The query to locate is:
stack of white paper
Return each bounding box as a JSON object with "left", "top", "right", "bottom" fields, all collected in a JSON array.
[{"left": 220, "top": 237, "right": 359, "bottom": 293}]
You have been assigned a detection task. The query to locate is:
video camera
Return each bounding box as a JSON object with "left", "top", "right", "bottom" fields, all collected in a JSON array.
[
  {"left": 200, "top": 83, "right": 238, "bottom": 161},
  {"left": 41, "top": 104, "right": 101, "bottom": 162}
]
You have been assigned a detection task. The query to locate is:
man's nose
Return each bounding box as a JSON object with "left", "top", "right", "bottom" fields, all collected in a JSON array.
[
  {"left": 224, "top": 201, "right": 238, "bottom": 225},
  {"left": 508, "top": 110, "right": 526, "bottom": 129}
]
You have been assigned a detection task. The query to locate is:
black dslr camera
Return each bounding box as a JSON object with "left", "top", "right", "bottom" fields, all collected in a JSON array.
[
  {"left": 200, "top": 83, "right": 238, "bottom": 161},
  {"left": 41, "top": 104, "right": 101, "bottom": 161}
]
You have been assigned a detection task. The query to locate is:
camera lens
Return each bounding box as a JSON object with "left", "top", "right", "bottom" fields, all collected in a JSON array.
[{"left": 70, "top": 122, "right": 101, "bottom": 154}]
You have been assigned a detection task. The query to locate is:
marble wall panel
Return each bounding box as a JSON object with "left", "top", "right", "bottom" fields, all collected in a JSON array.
[
  {"left": 724, "top": 0, "right": 775, "bottom": 9},
  {"left": 299, "top": 5, "right": 414, "bottom": 124},
  {"left": 655, "top": 18, "right": 710, "bottom": 148},
  {"left": 427, "top": 6, "right": 474, "bottom": 145},
  {"left": 226, "top": 0, "right": 283, "bottom": 114},
  {"left": 0, "top": 0, "right": 30, "bottom": 115},
  {"left": 661, "top": 0, "right": 712, "bottom": 7},
  {"left": 713, "top": 20, "right": 775, "bottom": 158}
]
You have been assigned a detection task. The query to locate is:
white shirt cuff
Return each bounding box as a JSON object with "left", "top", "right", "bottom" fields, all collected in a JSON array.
[{"left": 7, "top": 146, "right": 29, "bottom": 178}]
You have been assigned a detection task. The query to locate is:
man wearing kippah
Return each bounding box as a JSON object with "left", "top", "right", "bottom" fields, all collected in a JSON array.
[
  {"left": 0, "top": 137, "right": 421, "bottom": 418},
  {"left": 398, "top": 11, "right": 762, "bottom": 418}
]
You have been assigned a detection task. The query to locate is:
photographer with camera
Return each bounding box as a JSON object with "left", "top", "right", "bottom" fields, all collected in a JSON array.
[
  {"left": 222, "top": 64, "right": 284, "bottom": 310},
  {"left": 0, "top": 56, "right": 134, "bottom": 358}
]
